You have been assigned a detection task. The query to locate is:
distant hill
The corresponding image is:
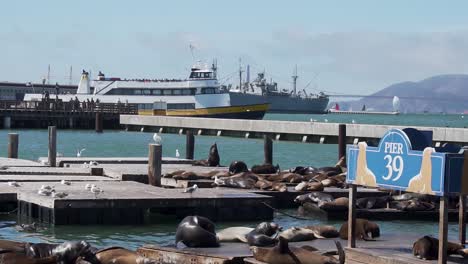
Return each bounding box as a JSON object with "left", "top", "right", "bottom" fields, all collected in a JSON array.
[{"left": 333, "top": 74, "right": 468, "bottom": 113}]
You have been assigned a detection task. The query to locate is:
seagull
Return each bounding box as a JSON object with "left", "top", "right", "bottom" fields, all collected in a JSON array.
[
  {"left": 89, "top": 161, "right": 99, "bottom": 166},
  {"left": 175, "top": 149, "right": 180, "bottom": 158},
  {"left": 38, "top": 188, "right": 53, "bottom": 196},
  {"left": 77, "top": 148, "right": 86, "bottom": 157},
  {"left": 7, "top": 181, "right": 21, "bottom": 187},
  {"left": 183, "top": 184, "right": 198, "bottom": 194},
  {"left": 90, "top": 185, "right": 104, "bottom": 198},
  {"left": 40, "top": 185, "right": 54, "bottom": 191},
  {"left": 60, "top": 180, "right": 71, "bottom": 185},
  {"left": 324, "top": 119, "right": 328, "bottom": 122},
  {"left": 214, "top": 176, "right": 223, "bottom": 186},
  {"left": 85, "top": 184, "right": 92, "bottom": 190},
  {"left": 153, "top": 133, "right": 162, "bottom": 144},
  {"left": 351, "top": 119, "right": 356, "bottom": 124}
]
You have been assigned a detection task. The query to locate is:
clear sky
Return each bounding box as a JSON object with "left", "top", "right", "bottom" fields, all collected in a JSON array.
[{"left": 2, "top": 0, "right": 468, "bottom": 95}]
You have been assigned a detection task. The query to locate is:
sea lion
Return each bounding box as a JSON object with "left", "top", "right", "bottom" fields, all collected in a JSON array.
[
  {"left": 217, "top": 227, "right": 254, "bottom": 242},
  {"left": 281, "top": 173, "right": 304, "bottom": 183},
  {"left": 339, "top": 218, "right": 380, "bottom": 241},
  {"left": 82, "top": 247, "right": 156, "bottom": 264},
  {"left": 229, "top": 161, "right": 248, "bottom": 174},
  {"left": 271, "top": 182, "right": 288, "bottom": 192},
  {"left": 162, "top": 170, "right": 185, "bottom": 178},
  {"left": 318, "top": 197, "right": 349, "bottom": 211},
  {"left": 304, "top": 225, "right": 340, "bottom": 238},
  {"left": 412, "top": 236, "right": 468, "bottom": 260},
  {"left": 356, "top": 196, "right": 389, "bottom": 209},
  {"left": 354, "top": 142, "right": 377, "bottom": 187},
  {"left": 214, "top": 172, "right": 258, "bottom": 189},
  {"left": 255, "top": 178, "right": 273, "bottom": 190},
  {"left": 251, "top": 164, "right": 280, "bottom": 174},
  {"left": 0, "top": 251, "right": 58, "bottom": 264},
  {"left": 321, "top": 178, "right": 338, "bottom": 188},
  {"left": 279, "top": 227, "right": 317, "bottom": 242},
  {"left": 297, "top": 202, "right": 328, "bottom": 218},
  {"left": 289, "top": 166, "right": 318, "bottom": 175},
  {"left": 251, "top": 236, "right": 344, "bottom": 264},
  {"left": 390, "top": 199, "right": 435, "bottom": 211},
  {"left": 175, "top": 216, "right": 219, "bottom": 248},
  {"left": 246, "top": 222, "right": 282, "bottom": 246},
  {"left": 294, "top": 192, "right": 334, "bottom": 205},
  {"left": 391, "top": 192, "right": 433, "bottom": 202},
  {"left": 406, "top": 147, "right": 435, "bottom": 194},
  {"left": 193, "top": 143, "right": 220, "bottom": 167}
]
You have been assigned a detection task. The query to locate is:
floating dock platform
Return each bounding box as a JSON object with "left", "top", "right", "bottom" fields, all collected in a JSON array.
[{"left": 328, "top": 110, "right": 399, "bottom": 115}]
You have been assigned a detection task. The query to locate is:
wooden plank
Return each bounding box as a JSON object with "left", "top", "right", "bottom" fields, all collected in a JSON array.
[
  {"left": 48, "top": 126, "right": 56, "bottom": 167},
  {"left": 348, "top": 184, "right": 357, "bottom": 248},
  {"left": 37, "top": 157, "right": 194, "bottom": 167},
  {"left": 8, "top": 133, "right": 19, "bottom": 159},
  {"left": 439, "top": 196, "right": 448, "bottom": 264},
  {"left": 148, "top": 144, "right": 162, "bottom": 187}
]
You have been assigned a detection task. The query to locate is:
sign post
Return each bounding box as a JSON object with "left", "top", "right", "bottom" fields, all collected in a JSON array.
[{"left": 347, "top": 128, "right": 468, "bottom": 264}]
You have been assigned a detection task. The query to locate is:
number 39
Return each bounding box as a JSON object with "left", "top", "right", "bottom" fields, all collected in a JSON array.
[{"left": 382, "top": 155, "right": 404, "bottom": 181}]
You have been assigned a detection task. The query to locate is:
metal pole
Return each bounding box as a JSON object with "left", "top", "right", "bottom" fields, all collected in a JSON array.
[
  {"left": 348, "top": 184, "right": 357, "bottom": 248},
  {"left": 459, "top": 195, "right": 466, "bottom": 245},
  {"left": 8, "top": 133, "right": 19, "bottom": 159},
  {"left": 338, "top": 124, "right": 347, "bottom": 161},
  {"left": 148, "top": 144, "right": 162, "bottom": 187},
  {"left": 95, "top": 112, "right": 103, "bottom": 133},
  {"left": 264, "top": 135, "right": 273, "bottom": 165},
  {"left": 186, "top": 130, "right": 194, "bottom": 160},
  {"left": 438, "top": 196, "right": 448, "bottom": 264},
  {"left": 48, "top": 126, "right": 57, "bottom": 167}
]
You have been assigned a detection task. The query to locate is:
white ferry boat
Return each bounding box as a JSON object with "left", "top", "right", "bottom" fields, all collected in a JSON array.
[{"left": 23, "top": 63, "right": 269, "bottom": 119}]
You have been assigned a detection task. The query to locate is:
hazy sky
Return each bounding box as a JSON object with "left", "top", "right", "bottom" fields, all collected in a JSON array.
[{"left": 2, "top": 0, "right": 468, "bottom": 95}]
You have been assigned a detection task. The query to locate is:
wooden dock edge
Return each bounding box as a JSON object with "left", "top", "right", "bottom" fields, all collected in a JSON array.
[
  {"left": 137, "top": 245, "right": 247, "bottom": 264},
  {"left": 346, "top": 247, "right": 425, "bottom": 264}
]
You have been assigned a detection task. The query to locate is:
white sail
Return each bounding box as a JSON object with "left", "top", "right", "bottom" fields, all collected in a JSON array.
[
  {"left": 77, "top": 70, "right": 91, "bottom": 94},
  {"left": 392, "top": 96, "right": 400, "bottom": 112}
]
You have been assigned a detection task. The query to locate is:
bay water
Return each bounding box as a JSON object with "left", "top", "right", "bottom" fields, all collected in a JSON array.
[{"left": 0, "top": 113, "right": 466, "bottom": 249}]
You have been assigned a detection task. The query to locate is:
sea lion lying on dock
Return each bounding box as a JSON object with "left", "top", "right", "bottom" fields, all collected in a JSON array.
[
  {"left": 294, "top": 181, "right": 324, "bottom": 192},
  {"left": 193, "top": 143, "right": 220, "bottom": 167},
  {"left": 175, "top": 216, "right": 219, "bottom": 248},
  {"left": 318, "top": 197, "right": 349, "bottom": 211},
  {"left": 279, "top": 227, "right": 317, "bottom": 242},
  {"left": 246, "top": 222, "right": 282, "bottom": 246},
  {"left": 289, "top": 166, "right": 318, "bottom": 175},
  {"left": 77, "top": 247, "right": 156, "bottom": 264},
  {"left": 217, "top": 227, "right": 255, "bottom": 242},
  {"left": 339, "top": 218, "right": 380, "bottom": 241},
  {"left": 390, "top": 199, "right": 435, "bottom": 211},
  {"left": 303, "top": 225, "right": 340, "bottom": 238},
  {"left": 251, "top": 236, "right": 345, "bottom": 264},
  {"left": 412, "top": 236, "right": 468, "bottom": 260},
  {"left": 356, "top": 196, "right": 389, "bottom": 209},
  {"left": 294, "top": 192, "right": 334, "bottom": 205},
  {"left": 214, "top": 172, "right": 258, "bottom": 189},
  {"left": 229, "top": 160, "right": 248, "bottom": 174},
  {"left": 251, "top": 163, "right": 280, "bottom": 174}
]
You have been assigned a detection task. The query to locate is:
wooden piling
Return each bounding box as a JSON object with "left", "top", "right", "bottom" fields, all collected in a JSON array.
[
  {"left": 8, "top": 133, "right": 19, "bottom": 159},
  {"left": 438, "top": 196, "right": 448, "bottom": 264},
  {"left": 95, "top": 112, "right": 103, "bottom": 133},
  {"left": 264, "top": 135, "right": 273, "bottom": 165},
  {"left": 148, "top": 144, "right": 162, "bottom": 187},
  {"left": 186, "top": 130, "right": 194, "bottom": 160},
  {"left": 459, "top": 195, "right": 466, "bottom": 245},
  {"left": 48, "top": 126, "right": 57, "bottom": 167},
  {"left": 348, "top": 184, "right": 357, "bottom": 248},
  {"left": 338, "top": 124, "right": 346, "bottom": 161}
]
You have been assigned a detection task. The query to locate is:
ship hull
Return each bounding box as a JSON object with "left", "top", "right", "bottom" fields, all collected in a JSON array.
[
  {"left": 139, "top": 103, "right": 269, "bottom": 120},
  {"left": 229, "top": 92, "right": 329, "bottom": 114}
]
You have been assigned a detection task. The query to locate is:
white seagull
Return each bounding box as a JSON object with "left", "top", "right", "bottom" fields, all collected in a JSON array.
[
  {"left": 52, "top": 191, "right": 68, "bottom": 199},
  {"left": 77, "top": 148, "right": 86, "bottom": 157},
  {"left": 8, "top": 181, "right": 21, "bottom": 187},
  {"left": 85, "top": 184, "right": 92, "bottom": 190},
  {"left": 183, "top": 184, "right": 198, "bottom": 194},
  {"left": 61, "top": 180, "right": 71, "bottom": 185},
  {"left": 153, "top": 133, "right": 162, "bottom": 144},
  {"left": 175, "top": 149, "right": 180, "bottom": 158}
]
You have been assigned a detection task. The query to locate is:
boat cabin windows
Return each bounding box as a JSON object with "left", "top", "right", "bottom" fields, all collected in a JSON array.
[
  {"left": 162, "top": 89, "right": 172, "bottom": 95},
  {"left": 143, "top": 89, "right": 151, "bottom": 95},
  {"left": 190, "top": 72, "right": 213, "bottom": 79},
  {"left": 134, "top": 89, "right": 142, "bottom": 95},
  {"left": 152, "top": 89, "right": 162, "bottom": 95},
  {"left": 104, "top": 88, "right": 197, "bottom": 96},
  {"left": 172, "top": 89, "right": 182, "bottom": 95},
  {"left": 201, "top": 87, "right": 217, "bottom": 94},
  {"left": 167, "top": 103, "right": 195, "bottom": 109}
]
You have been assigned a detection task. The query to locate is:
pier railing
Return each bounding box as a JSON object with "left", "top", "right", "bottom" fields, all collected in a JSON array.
[{"left": 0, "top": 100, "right": 138, "bottom": 114}]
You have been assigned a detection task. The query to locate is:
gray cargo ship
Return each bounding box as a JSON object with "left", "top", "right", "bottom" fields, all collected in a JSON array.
[{"left": 225, "top": 67, "right": 329, "bottom": 114}]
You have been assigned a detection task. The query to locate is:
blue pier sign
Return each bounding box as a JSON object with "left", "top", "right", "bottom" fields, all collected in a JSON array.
[{"left": 347, "top": 128, "right": 468, "bottom": 196}]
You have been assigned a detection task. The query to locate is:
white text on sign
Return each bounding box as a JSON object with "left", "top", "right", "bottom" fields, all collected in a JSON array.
[{"left": 384, "top": 142, "right": 403, "bottom": 154}]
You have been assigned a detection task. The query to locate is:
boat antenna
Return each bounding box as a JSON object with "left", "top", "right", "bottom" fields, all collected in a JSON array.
[
  {"left": 292, "top": 64, "right": 298, "bottom": 96},
  {"left": 238, "top": 58, "right": 243, "bottom": 92},
  {"left": 69, "top": 65, "right": 73, "bottom": 85},
  {"left": 189, "top": 42, "right": 195, "bottom": 61},
  {"left": 47, "top": 64, "right": 51, "bottom": 84}
]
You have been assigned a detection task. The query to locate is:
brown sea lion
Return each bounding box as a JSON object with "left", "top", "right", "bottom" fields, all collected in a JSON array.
[
  {"left": 271, "top": 182, "right": 288, "bottom": 192},
  {"left": 251, "top": 236, "right": 344, "bottom": 264},
  {"left": 279, "top": 227, "right": 317, "bottom": 242},
  {"left": 162, "top": 170, "right": 185, "bottom": 178},
  {"left": 304, "top": 225, "right": 340, "bottom": 238},
  {"left": 173, "top": 171, "right": 198, "bottom": 180},
  {"left": 295, "top": 181, "right": 324, "bottom": 192},
  {"left": 251, "top": 164, "right": 280, "bottom": 174},
  {"left": 255, "top": 178, "right": 273, "bottom": 190},
  {"left": 193, "top": 143, "right": 220, "bottom": 167},
  {"left": 356, "top": 196, "right": 389, "bottom": 209},
  {"left": 281, "top": 173, "right": 304, "bottom": 183},
  {"left": 0, "top": 251, "right": 57, "bottom": 264},
  {"left": 246, "top": 222, "right": 282, "bottom": 246},
  {"left": 339, "top": 218, "right": 380, "bottom": 240},
  {"left": 294, "top": 192, "right": 334, "bottom": 205},
  {"left": 319, "top": 197, "right": 349, "bottom": 211},
  {"left": 215, "top": 172, "right": 258, "bottom": 189},
  {"left": 390, "top": 199, "right": 435, "bottom": 211},
  {"left": 321, "top": 178, "right": 338, "bottom": 188},
  {"left": 82, "top": 247, "right": 156, "bottom": 264},
  {"left": 412, "top": 236, "right": 468, "bottom": 260}
]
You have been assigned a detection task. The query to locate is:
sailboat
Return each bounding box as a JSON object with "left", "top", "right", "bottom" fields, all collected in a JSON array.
[
  {"left": 361, "top": 104, "right": 366, "bottom": 111},
  {"left": 392, "top": 96, "right": 400, "bottom": 113}
]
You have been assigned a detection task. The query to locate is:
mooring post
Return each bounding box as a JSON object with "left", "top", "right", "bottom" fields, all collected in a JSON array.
[
  {"left": 186, "top": 130, "right": 194, "bottom": 160},
  {"left": 264, "top": 135, "right": 273, "bottom": 164},
  {"left": 8, "top": 133, "right": 19, "bottom": 159},
  {"left": 459, "top": 195, "right": 466, "bottom": 245},
  {"left": 148, "top": 143, "right": 162, "bottom": 186},
  {"left": 338, "top": 124, "right": 346, "bottom": 161},
  {"left": 95, "top": 112, "right": 103, "bottom": 133},
  {"left": 48, "top": 126, "right": 57, "bottom": 167},
  {"left": 438, "top": 195, "right": 448, "bottom": 264},
  {"left": 348, "top": 184, "right": 357, "bottom": 248}
]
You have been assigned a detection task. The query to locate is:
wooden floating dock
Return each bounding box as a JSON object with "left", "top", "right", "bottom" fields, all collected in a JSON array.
[
  {"left": 120, "top": 115, "right": 468, "bottom": 145},
  {"left": 137, "top": 234, "right": 465, "bottom": 264},
  {"left": 15, "top": 181, "right": 274, "bottom": 225},
  {"left": 38, "top": 157, "right": 194, "bottom": 167}
]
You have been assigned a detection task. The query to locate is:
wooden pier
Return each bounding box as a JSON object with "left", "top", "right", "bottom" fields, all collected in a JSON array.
[
  {"left": 120, "top": 115, "right": 468, "bottom": 145},
  {"left": 0, "top": 99, "right": 137, "bottom": 129}
]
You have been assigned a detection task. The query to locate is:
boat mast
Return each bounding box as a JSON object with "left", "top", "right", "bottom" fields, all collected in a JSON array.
[
  {"left": 292, "top": 65, "right": 298, "bottom": 95},
  {"left": 239, "top": 58, "right": 243, "bottom": 92},
  {"left": 69, "top": 65, "right": 73, "bottom": 85},
  {"left": 47, "top": 64, "right": 51, "bottom": 84}
]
